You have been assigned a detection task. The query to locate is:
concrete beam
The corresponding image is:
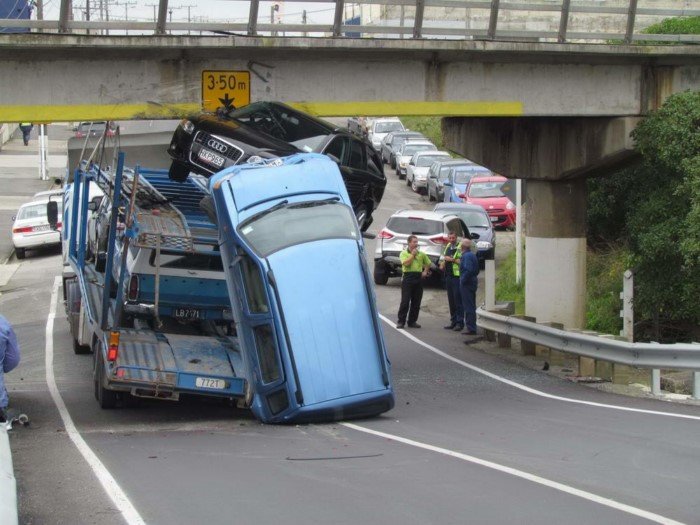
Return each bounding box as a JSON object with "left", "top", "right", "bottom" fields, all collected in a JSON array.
[
  {"left": 442, "top": 116, "right": 642, "bottom": 180},
  {"left": 1, "top": 35, "right": 698, "bottom": 122}
]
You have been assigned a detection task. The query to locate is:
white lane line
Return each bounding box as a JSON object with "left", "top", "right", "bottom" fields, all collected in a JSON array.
[
  {"left": 342, "top": 422, "right": 685, "bottom": 525},
  {"left": 45, "top": 276, "right": 146, "bottom": 525},
  {"left": 378, "top": 313, "right": 700, "bottom": 421}
]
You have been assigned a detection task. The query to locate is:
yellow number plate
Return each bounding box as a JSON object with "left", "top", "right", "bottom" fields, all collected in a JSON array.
[{"left": 201, "top": 70, "right": 251, "bottom": 113}]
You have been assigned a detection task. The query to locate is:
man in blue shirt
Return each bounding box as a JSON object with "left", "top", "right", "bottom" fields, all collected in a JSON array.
[
  {"left": 459, "top": 239, "right": 480, "bottom": 336},
  {"left": 0, "top": 314, "right": 20, "bottom": 422}
]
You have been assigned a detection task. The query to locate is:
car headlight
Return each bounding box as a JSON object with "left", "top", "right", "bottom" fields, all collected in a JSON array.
[
  {"left": 399, "top": 161, "right": 407, "bottom": 168},
  {"left": 180, "top": 119, "right": 195, "bottom": 134},
  {"left": 476, "top": 241, "right": 493, "bottom": 250},
  {"left": 506, "top": 200, "right": 515, "bottom": 210}
]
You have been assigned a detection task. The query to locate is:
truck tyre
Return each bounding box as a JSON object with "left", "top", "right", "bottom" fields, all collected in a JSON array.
[
  {"left": 94, "top": 346, "right": 118, "bottom": 409},
  {"left": 373, "top": 262, "right": 389, "bottom": 285},
  {"left": 15, "top": 248, "right": 25, "bottom": 259},
  {"left": 73, "top": 337, "right": 91, "bottom": 355}
]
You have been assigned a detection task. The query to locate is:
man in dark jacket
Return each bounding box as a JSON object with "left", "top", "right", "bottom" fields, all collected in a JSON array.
[{"left": 459, "top": 239, "right": 479, "bottom": 336}]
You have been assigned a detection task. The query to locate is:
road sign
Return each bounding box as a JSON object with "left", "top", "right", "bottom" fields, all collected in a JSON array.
[{"left": 201, "top": 70, "right": 251, "bottom": 113}]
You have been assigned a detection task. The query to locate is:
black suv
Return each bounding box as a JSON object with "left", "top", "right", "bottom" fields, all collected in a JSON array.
[{"left": 167, "top": 102, "right": 386, "bottom": 231}]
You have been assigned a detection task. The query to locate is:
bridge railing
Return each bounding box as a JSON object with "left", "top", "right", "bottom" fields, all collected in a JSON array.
[{"left": 1, "top": 0, "right": 699, "bottom": 44}]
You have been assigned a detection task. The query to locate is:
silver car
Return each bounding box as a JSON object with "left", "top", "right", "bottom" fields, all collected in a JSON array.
[
  {"left": 406, "top": 151, "right": 452, "bottom": 194},
  {"left": 395, "top": 141, "right": 437, "bottom": 179},
  {"left": 373, "top": 209, "right": 474, "bottom": 285},
  {"left": 426, "top": 159, "right": 475, "bottom": 202}
]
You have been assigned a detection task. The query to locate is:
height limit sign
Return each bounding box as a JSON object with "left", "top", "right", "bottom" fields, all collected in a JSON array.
[{"left": 201, "top": 70, "right": 251, "bottom": 113}]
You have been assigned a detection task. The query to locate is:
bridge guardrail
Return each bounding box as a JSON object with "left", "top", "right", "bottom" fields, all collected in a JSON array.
[
  {"left": 477, "top": 307, "right": 700, "bottom": 398},
  {"left": 1, "top": 0, "right": 698, "bottom": 44}
]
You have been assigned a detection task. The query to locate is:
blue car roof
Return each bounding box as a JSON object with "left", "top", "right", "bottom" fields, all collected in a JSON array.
[{"left": 209, "top": 153, "right": 350, "bottom": 213}]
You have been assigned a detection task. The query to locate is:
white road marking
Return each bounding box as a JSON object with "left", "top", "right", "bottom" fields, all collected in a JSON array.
[
  {"left": 45, "top": 276, "right": 146, "bottom": 525},
  {"left": 342, "top": 422, "right": 685, "bottom": 525},
  {"left": 378, "top": 313, "right": 700, "bottom": 421}
]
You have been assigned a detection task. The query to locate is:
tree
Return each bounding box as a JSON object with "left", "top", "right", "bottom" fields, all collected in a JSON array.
[{"left": 587, "top": 91, "right": 700, "bottom": 341}]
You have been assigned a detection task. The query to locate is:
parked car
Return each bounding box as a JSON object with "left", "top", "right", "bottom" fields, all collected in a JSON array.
[
  {"left": 11, "top": 198, "right": 63, "bottom": 259},
  {"left": 434, "top": 202, "right": 495, "bottom": 264},
  {"left": 426, "top": 159, "right": 475, "bottom": 202},
  {"left": 373, "top": 209, "right": 476, "bottom": 285},
  {"left": 464, "top": 175, "right": 516, "bottom": 229},
  {"left": 74, "top": 121, "right": 114, "bottom": 139},
  {"left": 167, "top": 102, "right": 386, "bottom": 232},
  {"left": 367, "top": 117, "right": 405, "bottom": 151},
  {"left": 380, "top": 131, "right": 425, "bottom": 167},
  {"left": 406, "top": 151, "right": 452, "bottom": 194},
  {"left": 395, "top": 141, "right": 437, "bottom": 179},
  {"left": 443, "top": 165, "right": 493, "bottom": 202}
]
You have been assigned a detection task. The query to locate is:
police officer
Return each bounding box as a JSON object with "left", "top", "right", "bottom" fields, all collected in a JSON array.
[
  {"left": 396, "top": 235, "right": 432, "bottom": 329},
  {"left": 440, "top": 231, "right": 464, "bottom": 331}
]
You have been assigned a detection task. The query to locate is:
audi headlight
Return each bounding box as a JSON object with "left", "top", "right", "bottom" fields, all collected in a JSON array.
[
  {"left": 506, "top": 200, "right": 515, "bottom": 210},
  {"left": 476, "top": 241, "right": 493, "bottom": 250},
  {"left": 180, "top": 119, "right": 195, "bottom": 134}
]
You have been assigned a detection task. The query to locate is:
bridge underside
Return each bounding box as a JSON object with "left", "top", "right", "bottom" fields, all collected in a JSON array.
[{"left": 1, "top": 35, "right": 699, "bottom": 122}]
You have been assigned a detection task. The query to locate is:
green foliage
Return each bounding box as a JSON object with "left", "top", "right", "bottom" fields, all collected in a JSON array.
[
  {"left": 401, "top": 117, "right": 445, "bottom": 150},
  {"left": 642, "top": 16, "right": 700, "bottom": 35},
  {"left": 588, "top": 91, "right": 700, "bottom": 341},
  {"left": 495, "top": 248, "right": 525, "bottom": 315},
  {"left": 585, "top": 246, "right": 630, "bottom": 334}
]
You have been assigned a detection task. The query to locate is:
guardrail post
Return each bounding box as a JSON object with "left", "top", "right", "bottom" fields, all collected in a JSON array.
[
  {"left": 535, "top": 322, "right": 567, "bottom": 364},
  {"left": 485, "top": 260, "right": 496, "bottom": 311},
  {"left": 693, "top": 372, "right": 700, "bottom": 400},
  {"left": 413, "top": 0, "right": 425, "bottom": 39},
  {"left": 487, "top": 0, "right": 499, "bottom": 40},
  {"left": 651, "top": 369, "right": 661, "bottom": 395},
  {"left": 558, "top": 0, "right": 571, "bottom": 43},
  {"left": 510, "top": 315, "right": 536, "bottom": 355}
]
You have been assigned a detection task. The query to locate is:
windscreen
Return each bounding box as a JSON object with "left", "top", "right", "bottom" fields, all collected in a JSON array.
[
  {"left": 402, "top": 144, "right": 436, "bottom": 157},
  {"left": 469, "top": 181, "right": 506, "bottom": 198},
  {"left": 239, "top": 200, "right": 359, "bottom": 257},
  {"left": 452, "top": 211, "right": 491, "bottom": 228},
  {"left": 416, "top": 154, "right": 450, "bottom": 167},
  {"left": 386, "top": 217, "right": 443, "bottom": 235},
  {"left": 18, "top": 202, "right": 63, "bottom": 220},
  {"left": 454, "top": 169, "right": 489, "bottom": 185},
  {"left": 375, "top": 121, "right": 403, "bottom": 133}
]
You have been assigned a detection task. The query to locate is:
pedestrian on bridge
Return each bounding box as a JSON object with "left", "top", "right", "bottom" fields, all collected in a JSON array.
[
  {"left": 396, "top": 235, "right": 432, "bottom": 329},
  {"left": 0, "top": 314, "right": 20, "bottom": 423},
  {"left": 439, "top": 230, "right": 464, "bottom": 331},
  {"left": 19, "top": 122, "right": 33, "bottom": 146},
  {"left": 459, "top": 239, "right": 479, "bottom": 336}
]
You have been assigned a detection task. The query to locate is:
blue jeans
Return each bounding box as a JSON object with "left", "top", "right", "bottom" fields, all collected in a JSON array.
[{"left": 445, "top": 275, "right": 463, "bottom": 326}]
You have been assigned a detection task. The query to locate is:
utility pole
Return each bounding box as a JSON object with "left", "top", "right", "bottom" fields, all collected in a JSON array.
[
  {"left": 302, "top": 9, "right": 307, "bottom": 37},
  {"left": 113, "top": 1, "right": 136, "bottom": 35},
  {"left": 36, "top": 0, "right": 44, "bottom": 21}
]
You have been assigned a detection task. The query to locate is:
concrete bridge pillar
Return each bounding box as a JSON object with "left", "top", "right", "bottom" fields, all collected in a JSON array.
[
  {"left": 525, "top": 179, "right": 587, "bottom": 329},
  {"left": 443, "top": 116, "right": 641, "bottom": 329}
]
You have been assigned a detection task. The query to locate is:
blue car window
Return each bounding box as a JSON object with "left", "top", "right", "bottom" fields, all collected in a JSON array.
[
  {"left": 253, "top": 324, "right": 281, "bottom": 383},
  {"left": 240, "top": 255, "right": 269, "bottom": 314},
  {"left": 239, "top": 201, "right": 358, "bottom": 258}
]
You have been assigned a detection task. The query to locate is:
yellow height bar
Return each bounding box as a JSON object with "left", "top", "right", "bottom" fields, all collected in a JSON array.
[{"left": 1, "top": 100, "right": 523, "bottom": 122}]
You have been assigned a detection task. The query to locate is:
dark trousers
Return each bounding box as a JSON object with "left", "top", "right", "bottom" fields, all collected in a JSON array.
[
  {"left": 460, "top": 281, "right": 477, "bottom": 332},
  {"left": 445, "top": 275, "right": 463, "bottom": 326},
  {"left": 20, "top": 125, "right": 31, "bottom": 146},
  {"left": 398, "top": 272, "right": 423, "bottom": 324}
]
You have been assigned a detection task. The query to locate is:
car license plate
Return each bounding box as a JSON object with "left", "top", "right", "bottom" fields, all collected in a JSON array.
[
  {"left": 174, "top": 307, "right": 201, "bottom": 320},
  {"left": 490, "top": 216, "right": 499, "bottom": 222},
  {"left": 198, "top": 148, "right": 225, "bottom": 168},
  {"left": 34, "top": 225, "right": 51, "bottom": 231},
  {"left": 195, "top": 377, "right": 227, "bottom": 390}
]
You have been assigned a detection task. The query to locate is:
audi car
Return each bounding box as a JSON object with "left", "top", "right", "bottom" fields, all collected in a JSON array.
[{"left": 167, "top": 102, "right": 386, "bottom": 232}]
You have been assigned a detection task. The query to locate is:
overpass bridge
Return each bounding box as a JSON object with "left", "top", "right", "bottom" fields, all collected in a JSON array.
[{"left": 1, "top": 0, "right": 699, "bottom": 330}]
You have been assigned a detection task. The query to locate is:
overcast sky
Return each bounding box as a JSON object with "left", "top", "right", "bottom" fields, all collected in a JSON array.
[{"left": 42, "top": 0, "right": 340, "bottom": 26}]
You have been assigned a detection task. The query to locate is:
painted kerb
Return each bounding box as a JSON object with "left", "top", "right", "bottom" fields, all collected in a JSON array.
[{"left": 0, "top": 427, "right": 18, "bottom": 525}]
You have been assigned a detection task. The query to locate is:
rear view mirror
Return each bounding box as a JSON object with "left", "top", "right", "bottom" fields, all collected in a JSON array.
[{"left": 47, "top": 201, "right": 59, "bottom": 230}]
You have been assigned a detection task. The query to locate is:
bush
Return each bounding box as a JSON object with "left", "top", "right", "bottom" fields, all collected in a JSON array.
[
  {"left": 495, "top": 248, "right": 525, "bottom": 315},
  {"left": 586, "top": 246, "right": 630, "bottom": 334},
  {"left": 401, "top": 117, "right": 445, "bottom": 150}
]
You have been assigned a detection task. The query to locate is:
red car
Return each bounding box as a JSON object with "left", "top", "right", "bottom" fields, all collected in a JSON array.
[{"left": 463, "top": 175, "right": 516, "bottom": 229}]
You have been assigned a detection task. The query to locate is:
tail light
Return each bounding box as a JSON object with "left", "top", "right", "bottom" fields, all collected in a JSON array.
[
  {"left": 429, "top": 235, "right": 450, "bottom": 245},
  {"left": 378, "top": 229, "right": 394, "bottom": 239},
  {"left": 127, "top": 275, "right": 139, "bottom": 301},
  {"left": 107, "top": 331, "right": 120, "bottom": 362},
  {"left": 12, "top": 226, "right": 34, "bottom": 234},
  {"left": 76, "top": 132, "right": 85, "bottom": 138}
]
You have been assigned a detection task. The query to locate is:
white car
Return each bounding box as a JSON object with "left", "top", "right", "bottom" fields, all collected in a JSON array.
[
  {"left": 395, "top": 140, "right": 437, "bottom": 179},
  {"left": 368, "top": 117, "right": 405, "bottom": 151},
  {"left": 406, "top": 151, "right": 452, "bottom": 194},
  {"left": 11, "top": 199, "right": 63, "bottom": 259}
]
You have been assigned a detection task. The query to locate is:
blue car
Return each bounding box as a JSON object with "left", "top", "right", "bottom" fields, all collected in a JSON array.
[
  {"left": 443, "top": 165, "right": 492, "bottom": 203},
  {"left": 210, "top": 153, "right": 394, "bottom": 424}
]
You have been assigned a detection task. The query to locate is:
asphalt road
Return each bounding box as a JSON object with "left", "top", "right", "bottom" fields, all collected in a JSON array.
[{"left": 2, "top": 138, "right": 700, "bottom": 525}]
